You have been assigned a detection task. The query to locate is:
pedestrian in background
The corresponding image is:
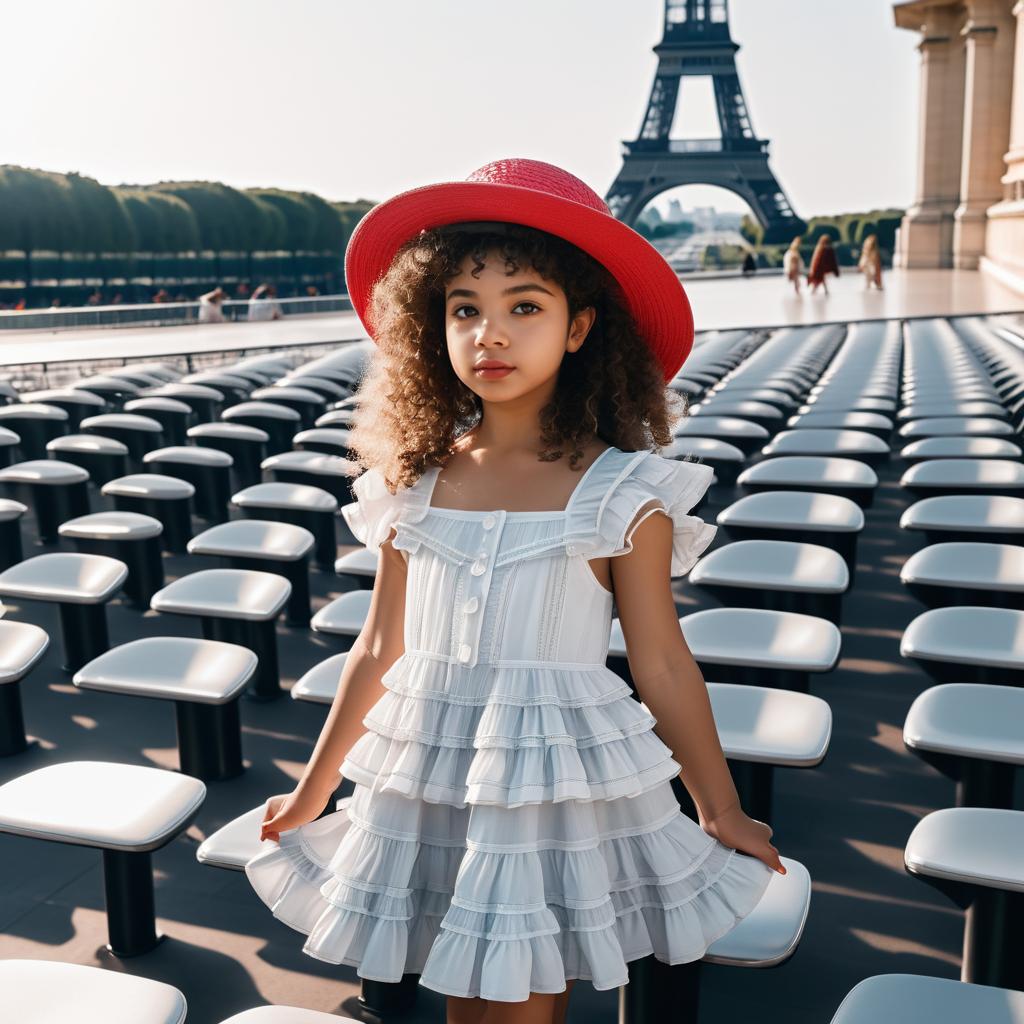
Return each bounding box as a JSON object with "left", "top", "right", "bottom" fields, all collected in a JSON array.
[
  {"left": 783, "top": 236, "right": 804, "bottom": 295},
  {"left": 857, "top": 234, "right": 884, "bottom": 291},
  {"left": 807, "top": 235, "right": 839, "bottom": 295}
]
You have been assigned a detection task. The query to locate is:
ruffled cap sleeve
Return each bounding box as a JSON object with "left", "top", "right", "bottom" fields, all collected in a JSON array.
[
  {"left": 567, "top": 451, "right": 717, "bottom": 578},
  {"left": 340, "top": 467, "right": 407, "bottom": 549}
]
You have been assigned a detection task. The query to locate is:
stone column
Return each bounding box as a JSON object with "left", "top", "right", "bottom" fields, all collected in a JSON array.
[
  {"left": 952, "top": 0, "right": 1016, "bottom": 268},
  {"left": 895, "top": 2, "right": 967, "bottom": 268},
  {"left": 982, "top": 1, "right": 1024, "bottom": 289}
]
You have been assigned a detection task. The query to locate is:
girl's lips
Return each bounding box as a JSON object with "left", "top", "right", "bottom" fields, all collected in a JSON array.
[{"left": 474, "top": 365, "right": 515, "bottom": 378}]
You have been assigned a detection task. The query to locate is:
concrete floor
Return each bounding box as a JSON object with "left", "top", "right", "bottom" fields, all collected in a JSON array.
[
  {"left": 1, "top": 269, "right": 1021, "bottom": 369},
  {"left": 2, "top": 380, "right": 1020, "bottom": 1022}
]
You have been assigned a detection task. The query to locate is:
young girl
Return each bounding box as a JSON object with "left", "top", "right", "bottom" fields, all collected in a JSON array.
[{"left": 245, "top": 158, "right": 783, "bottom": 1023}]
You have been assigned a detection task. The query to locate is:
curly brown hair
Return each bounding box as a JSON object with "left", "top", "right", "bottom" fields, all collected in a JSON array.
[{"left": 343, "top": 223, "right": 690, "bottom": 493}]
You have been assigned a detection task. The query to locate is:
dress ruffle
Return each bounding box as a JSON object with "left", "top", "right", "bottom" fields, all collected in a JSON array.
[
  {"left": 341, "top": 653, "right": 681, "bottom": 809},
  {"left": 565, "top": 452, "right": 718, "bottom": 578},
  {"left": 340, "top": 451, "right": 717, "bottom": 578},
  {"left": 245, "top": 784, "right": 775, "bottom": 1001},
  {"left": 339, "top": 465, "right": 431, "bottom": 550}
]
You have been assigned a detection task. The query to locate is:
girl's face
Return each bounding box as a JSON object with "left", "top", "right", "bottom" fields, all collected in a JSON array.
[{"left": 444, "top": 250, "right": 595, "bottom": 401}]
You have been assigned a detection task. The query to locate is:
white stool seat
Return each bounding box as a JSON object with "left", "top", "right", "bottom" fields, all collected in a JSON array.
[
  {"left": 335, "top": 547, "right": 379, "bottom": 577},
  {"left": 144, "top": 445, "right": 233, "bottom": 467},
  {"left": 900, "top": 400, "right": 1007, "bottom": 420},
  {"left": 315, "top": 409, "right": 356, "bottom": 428},
  {"left": 188, "top": 422, "right": 270, "bottom": 443},
  {"left": 703, "top": 682, "right": 830, "bottom": 765},
  {"left": 102, "top": 473, "right": 195, "bottom": 500},
  {"left": 718, "top": 492, "right": 865, "bottom": 533},
  {"left": 901, "top": 437, "right": 1022, "bottom": 461},
  {"left": 75, "top": 376, "right": 141, "bottom": 395},
  {"left": 21, "top": 388, "right": 106, "bottom": 407},
  {"left": 125, "top": 397, "right": 194, "bottom": 415},
  {"left": 0, "top": 959, "right": 187, "bottom": 1024},
  {"left": 0, "top": 459, "right": 89, "bottom": 484},
  {"left": 829, "top": 973, "right": 1024, "bottom": 1024},
  {"left": 252, "top": 386, "right": 325, "bottom": 404},
  {"left": 218, "top": 1006, "right": 362, "bottom": 1023},
  {"left": 900, "top": 495, "right": 1024, "bottom": 536},
  {"left": 901, "top": 542, "right": 1024, "bottom": 593},
  {"left": 0, "top": 498, "right": 27, "bottom": 522},
  {"left": 905, "top": 807, "right": 1024, "bottom": 892},
  {"left": 703, "top": 857, "right": 810, "bottom": 967},
  {"left": 81, "top": 413, "right": 162, "bottom": 433},
  {"left": 675, "top": 416, "right": 770, "bottom": 439},
  {"left": 694, "top": 400, "right": 784, "bottom": 421},
  {"left": 196, "top": 804, "right": 272, "bottom": 870},
  {"left": 292, "top": 427, "right": 351, "bottom": 446},
  {"left": 739, "top": 456, "right": 879, "bottom": 488},
  {"left": 786, "top": 411, "right": 893, "bottom": 431},
  {"left": 0, "top": 403, "right": 68, "bottom": 421},
  {"left": 224, "top": 401, "right": 301, "bottom": 422},
  {"left": 0, "top": 760, "right": 205, "bottom": 849},
  {"left": 609, "top": 607, "right": 842, "bottom": 671},
  {"left": 899, "top": 417, "right": 1014, "bottom": 439},
  {"left": 261, "top": 450, "right": 352, "bottom": 475},
  {"left": 311, "top": 590, "right": 373, "bottom": 635},
  {"left": 681, "top": 607, "right": 842, "bottom": 671},
  {"left": 0, "top": 552, "right": 127, "bottom": 603},
  {"left": 662, "top": 437, "right": 745, "bottom": 463},
  {"left": 188, "top": 520, "right": 314, "bottom": 560},
  {"left": 74, "top": 636, "right": 258, "bottom": 705},
  {"left": 762, "top": 429, "right": 890, "bottom": 457},
  {"left": 48, "top": 434, "right": 129, "bottom": 455},
  {"left": 0, "top": 427, "right": 19, "bottom": 446},
  {"left": 904, "top": 683, "right": 1024, "bottom": 765},
  {"left": 145, "top": 383, "right": 223, "bottom": 401},
  {"left": 151, "top": 568, "right": 291, "bottom": 621},
  {"left": 231, "top": 481, "right": 338, "bottom": 512},
  {"left": 0, "top": 620, "right": 49, "bottom": 684},
  {"left": 901, "top": 607, "right": 1024, "bottom": 671},
  {"left": 293, "top": 652, "right": 350, "bottom": 703},
  {"left": 59, "top": 510, "right": 163, "bottom": 541},
  {"left": 691, "top": 539, "right": 849, "bottom": 593},
  {"left": 901, "top": 459, "right": 1024, "bottom": 491}
]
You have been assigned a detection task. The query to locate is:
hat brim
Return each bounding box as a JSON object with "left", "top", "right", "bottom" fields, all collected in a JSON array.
[{"left": 344, "top": 180, "right": 694, "bottom": 381}]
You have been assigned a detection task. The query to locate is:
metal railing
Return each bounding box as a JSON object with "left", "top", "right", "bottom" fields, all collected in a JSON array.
[{"left": 0, "top": 294, "right": 354, "bottom": 332}]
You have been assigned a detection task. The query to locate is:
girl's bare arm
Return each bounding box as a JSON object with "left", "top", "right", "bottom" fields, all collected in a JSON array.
[
  {"left": 610, "top": 501, "right": 740, "bottom": 823},
  {"left": 296, "top": 527, "right": 408, "bottom": 802}
]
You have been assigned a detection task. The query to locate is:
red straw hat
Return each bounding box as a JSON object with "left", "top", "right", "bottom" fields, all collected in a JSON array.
[{"left": 344, "top": 158, "right": 694, "bottom": 382}]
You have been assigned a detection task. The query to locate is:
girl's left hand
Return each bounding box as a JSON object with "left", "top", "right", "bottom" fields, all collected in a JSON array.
[{"left": 700, "top": 805, "right": 786, "bottom": 875}]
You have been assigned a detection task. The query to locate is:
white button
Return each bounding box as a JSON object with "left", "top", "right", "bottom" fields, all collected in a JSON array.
[
  {"left": 464, "top": 596, "right": 479, "bottom": 613},
  {"left": 458, "top": 643, "right": 472, "bottom": 663},
  {"left": 470, "top": 559, "right": 486, "bottom": 577},
  {"left": 482, "top": 514, "right": 496, "bottom": 530}
]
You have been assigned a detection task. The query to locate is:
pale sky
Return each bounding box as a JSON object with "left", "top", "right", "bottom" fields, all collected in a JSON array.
[{"left": 3, "top": 0, "right": 919, "bottom": 219}]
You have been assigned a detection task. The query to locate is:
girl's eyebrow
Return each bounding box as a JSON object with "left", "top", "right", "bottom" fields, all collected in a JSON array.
[{"left": 447, "top": 284, "right": 555, "bottom": 300}]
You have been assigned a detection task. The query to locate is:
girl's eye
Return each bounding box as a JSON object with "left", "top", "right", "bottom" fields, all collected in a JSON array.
[
  {"left": 452, "top": 305, "right": 477, "bottom": 319},
  {"left": 514, "top": 301, "right": 540, "bottom": 314}
]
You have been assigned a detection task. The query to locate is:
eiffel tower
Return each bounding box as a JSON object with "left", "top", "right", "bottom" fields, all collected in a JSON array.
[{"left": 607, "top": 0, "right": 805, "bottom": 244}]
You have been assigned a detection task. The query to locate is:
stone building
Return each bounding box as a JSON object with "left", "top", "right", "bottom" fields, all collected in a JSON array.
[{"left": 894, "top": 0, "right": 1023, "bottom": 292}]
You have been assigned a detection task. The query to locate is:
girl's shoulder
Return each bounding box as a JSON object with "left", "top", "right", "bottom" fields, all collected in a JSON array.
[
  {"left": 566, "top": 447, "right": 717, "bottom": 577},
  {"left": 340, "top": 464, "right": 434, "bottom": 550}
]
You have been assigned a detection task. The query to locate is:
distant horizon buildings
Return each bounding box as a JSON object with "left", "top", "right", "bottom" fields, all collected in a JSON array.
[{"left": 894, "top": 0, "right": 1023, "bottom": 294}]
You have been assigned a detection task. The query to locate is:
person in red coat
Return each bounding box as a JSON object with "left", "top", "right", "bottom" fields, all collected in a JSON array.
[{"left": 807, "top": 234, "right": 840, "bottom": 295}]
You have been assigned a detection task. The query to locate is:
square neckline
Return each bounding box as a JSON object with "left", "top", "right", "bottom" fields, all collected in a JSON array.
[{"left": 423, "top": 445, "right": 617, "bottom": 518}]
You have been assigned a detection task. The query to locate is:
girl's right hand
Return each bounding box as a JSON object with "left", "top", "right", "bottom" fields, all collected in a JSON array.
[{"left": 259, "top": 785, "right": 334, "bottom": 844}]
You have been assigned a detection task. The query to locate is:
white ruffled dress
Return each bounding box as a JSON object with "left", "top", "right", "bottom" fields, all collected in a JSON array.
[{"left": 244, "top": 445, "right": 774, "bottom": 1002}]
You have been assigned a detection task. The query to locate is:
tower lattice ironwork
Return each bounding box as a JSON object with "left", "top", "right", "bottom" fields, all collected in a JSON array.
[{"left": 607, "top": 0, "right": 805, "bottom": 244}]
